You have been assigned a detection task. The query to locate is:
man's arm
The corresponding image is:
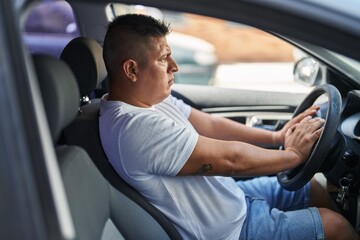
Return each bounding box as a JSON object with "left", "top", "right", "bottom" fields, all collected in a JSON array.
[
  {"left": 178, "top": 116, "right": 324, "bottom": 177},
  {"left": 188, "top": 105, "right": 320, "bottom": 146}
]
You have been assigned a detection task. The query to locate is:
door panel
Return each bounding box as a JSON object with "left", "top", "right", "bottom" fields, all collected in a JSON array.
[{"left": 172, "top": 84, "right": 307, "bottom": 130}]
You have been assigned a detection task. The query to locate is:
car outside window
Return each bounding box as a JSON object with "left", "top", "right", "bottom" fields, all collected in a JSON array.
[{"left": 23, "top": 0, "right": 79, "bottom": 58}]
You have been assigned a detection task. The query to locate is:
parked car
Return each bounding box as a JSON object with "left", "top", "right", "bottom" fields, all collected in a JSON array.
[{"left": 1, "top": 0, "right": 360, "bottom": 239}]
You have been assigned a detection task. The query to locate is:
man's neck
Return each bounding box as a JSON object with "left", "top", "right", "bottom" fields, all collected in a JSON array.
[{"left": 107, "top": 91, "right": 153, "bottom": 108}]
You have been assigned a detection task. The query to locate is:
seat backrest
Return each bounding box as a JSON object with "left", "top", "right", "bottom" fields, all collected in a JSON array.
[{"left": 33, "top": 54, "right": 180, "bottom": 240}]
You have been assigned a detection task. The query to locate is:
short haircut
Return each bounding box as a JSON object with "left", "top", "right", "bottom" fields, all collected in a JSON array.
[{"left": 103, "top": 14, "right": 171, "bottom": 78}]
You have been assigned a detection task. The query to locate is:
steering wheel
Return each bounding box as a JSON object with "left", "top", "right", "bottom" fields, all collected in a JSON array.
[{"left": 277, "top": 84, "right": 342, "bottom": 191}]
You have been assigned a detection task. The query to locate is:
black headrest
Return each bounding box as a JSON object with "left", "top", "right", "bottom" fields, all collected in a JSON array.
[
  {"left": 60, "top": 37, "right": 107, "bottom": 97},
  {"left": 33, "top": 54, "right": 80, "bottom": 142}
]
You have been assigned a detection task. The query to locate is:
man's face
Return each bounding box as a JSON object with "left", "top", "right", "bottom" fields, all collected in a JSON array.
[{"left": 136, "top": 36, "right": 178, "bottom": 106}]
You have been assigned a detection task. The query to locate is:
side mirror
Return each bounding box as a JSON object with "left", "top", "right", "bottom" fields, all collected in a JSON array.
[{"left": 293, "top": 57, "right": 322, "bottom": 87}]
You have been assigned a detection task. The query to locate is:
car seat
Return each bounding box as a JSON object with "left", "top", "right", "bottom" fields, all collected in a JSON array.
[
  {"left": 59, "top": 37, "right": 182, "bottom": 239},
  {"left": 33, "top": 53, "right": 182, "bottom": 239}
]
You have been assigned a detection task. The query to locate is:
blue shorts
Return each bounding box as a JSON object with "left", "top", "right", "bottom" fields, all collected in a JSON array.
[{"left": 237, "top": 176, "right": 324, "bottom": 240}]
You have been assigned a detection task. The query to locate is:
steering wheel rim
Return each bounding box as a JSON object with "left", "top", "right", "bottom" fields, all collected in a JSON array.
[{"left": 277, "top": 84, "right": 342, "bottom": 191}]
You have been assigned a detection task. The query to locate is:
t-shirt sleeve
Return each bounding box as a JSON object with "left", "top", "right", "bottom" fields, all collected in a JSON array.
[
  {"left": 119, "top": 112, "right": 198, "bottom": 177},
  {"left": 167, "top": 94, "right": 192, "bottom": 119}
]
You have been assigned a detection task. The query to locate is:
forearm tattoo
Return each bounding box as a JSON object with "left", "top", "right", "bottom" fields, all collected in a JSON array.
[{"left": 197, "top": 164, "right": 213, "bottom": 175}]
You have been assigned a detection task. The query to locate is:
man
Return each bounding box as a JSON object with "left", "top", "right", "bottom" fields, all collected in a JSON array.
[{"left": 100, "top": 14, "right": 357, "bottom": 239}]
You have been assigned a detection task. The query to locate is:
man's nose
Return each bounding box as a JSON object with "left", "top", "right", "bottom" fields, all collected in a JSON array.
[{"left": 169, "top": 57, "right": 179, "bottom": 73}]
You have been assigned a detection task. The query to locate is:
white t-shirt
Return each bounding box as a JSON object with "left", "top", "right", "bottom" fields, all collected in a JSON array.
[{"left": 99, "top": 94, "right": 246, "bottom": 240}]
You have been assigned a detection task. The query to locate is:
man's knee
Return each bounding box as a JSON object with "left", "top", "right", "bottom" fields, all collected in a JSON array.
[
  {"left": 310, "top": 178, "right": 339, "bottom": 212},
  {"left": 318, "top": 208, "right": 358, "bottom": 240}
]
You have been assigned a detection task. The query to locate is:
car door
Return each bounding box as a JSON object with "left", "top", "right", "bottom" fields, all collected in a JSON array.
[
  {"left": 172, "top": 84, "right": 307, "bottom": 133},
  {"left": 0, "top": 0, "right": 75, "bottom": 239}
]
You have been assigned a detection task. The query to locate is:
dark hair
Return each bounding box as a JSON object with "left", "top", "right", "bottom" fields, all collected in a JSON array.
[{"left": 103, "top": 14, "right": 171, "bottom": 78}]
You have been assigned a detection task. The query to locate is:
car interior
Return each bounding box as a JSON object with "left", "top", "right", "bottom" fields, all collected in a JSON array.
[{"left": 2, "top": 0, "right": 360, "bottom": 239}]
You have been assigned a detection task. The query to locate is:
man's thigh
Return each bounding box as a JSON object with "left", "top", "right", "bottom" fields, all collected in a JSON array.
[
  {"left": 239, "top": 196, "right": 324, "bottom": 240},
  {"left": 237, "top": 176, "right": 310, "bottom": 211}
]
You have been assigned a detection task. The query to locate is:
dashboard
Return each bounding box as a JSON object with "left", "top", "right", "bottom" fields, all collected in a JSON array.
[
  {"left": 341, "top": 112, "right": 360, "bottom": 140},
  {"left": 324, "top": 90, "right": 360, "bottom": 188}
]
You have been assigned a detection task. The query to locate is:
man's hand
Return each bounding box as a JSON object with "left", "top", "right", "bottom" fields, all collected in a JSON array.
[
  {"left": 273, "top": 105, "right": 320, "bottom": 145},
  {"left": 284, "top": 116, "right": 324, "bottom": 164}
]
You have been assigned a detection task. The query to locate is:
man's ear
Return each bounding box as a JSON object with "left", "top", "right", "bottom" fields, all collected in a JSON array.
[{"left": 123, "top": 59, "right": 138, "bottom": 82}]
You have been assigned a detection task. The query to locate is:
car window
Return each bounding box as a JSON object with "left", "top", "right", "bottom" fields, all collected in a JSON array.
[
  {"left": 23, "top": 0, "right": 79, "bottom": 58},
  {"left": 107, "top": 3, "right": 314, "bottom": 94}
]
